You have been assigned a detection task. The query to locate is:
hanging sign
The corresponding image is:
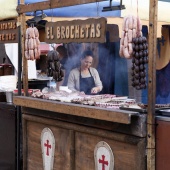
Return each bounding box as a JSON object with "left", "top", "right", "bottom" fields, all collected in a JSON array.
[
  {"left": 0, "top": 19, "right": 18, "bottom": 43},
  {"left": 94, "top": 141, "right": 114, "bottom": 170},
  {"left": 41, "top": 127, "right": 55, "bottom": 170},
  {"left": 45, "top": 17, "right": 107, "bottom": 43}
]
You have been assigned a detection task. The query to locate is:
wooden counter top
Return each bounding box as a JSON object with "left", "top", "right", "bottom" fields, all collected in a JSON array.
[{"left": 13, "top": 96, "right": 140, "bottom": 124}]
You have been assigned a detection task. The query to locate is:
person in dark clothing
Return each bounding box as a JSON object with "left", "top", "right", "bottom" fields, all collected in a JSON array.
[{"left": 56, "top": 45, "right": 70, "bottom": 87}]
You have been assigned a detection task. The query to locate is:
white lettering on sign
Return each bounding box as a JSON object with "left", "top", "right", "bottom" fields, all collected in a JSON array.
[
  {"left": 46, "top": 24, "right": 101, "bottom": 40},
  {"left": 45, "top": 18, "right": 106, "bottom": 43},
  {"left": 0, "top": 21, "right": 16, "bottom": 30}
]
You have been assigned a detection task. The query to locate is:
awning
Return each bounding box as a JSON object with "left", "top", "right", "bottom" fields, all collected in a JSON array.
[{"left": 39, "top": 43, "right": 62, "bottom": 55}]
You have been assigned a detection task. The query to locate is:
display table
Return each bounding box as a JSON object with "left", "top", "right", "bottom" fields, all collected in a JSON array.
[
  {"left": 156, "top": 116, "right": 170, "bottom": 170},
  {"left": 14, "top": 96, "right": 147, "bottom": 170}
]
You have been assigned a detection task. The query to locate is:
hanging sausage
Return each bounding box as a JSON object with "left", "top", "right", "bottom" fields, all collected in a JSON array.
[
  {"left": 25, "top": 26, "right": 41, "bottom": 60},
  {"left": 131, "top": 36, "right": 148, "bottom": 90},
  {"left": 46, "top": 50, "right": 64, "bottom": 82},
  {"left": 119, "top": 15, "right": 142, "bottom": 59},
  {"left": 120, "top": 14, "right": 148, "bottom": 90}
]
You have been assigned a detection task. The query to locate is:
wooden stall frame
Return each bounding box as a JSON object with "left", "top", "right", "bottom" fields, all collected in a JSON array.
[
  {"left": 16, "top": 0, "right": 159, "bottom": 169},
  {"left": 22, "top": 113, "right": 146, "bottom": 170},
  {"left": 147, "top": 0, "right": 158, "bottom": 169}
]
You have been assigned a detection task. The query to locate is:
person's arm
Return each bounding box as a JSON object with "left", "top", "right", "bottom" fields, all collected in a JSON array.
[
  {"left": 67, "top": 69, "right": 78, "bottom": 92},
  {"left": 91, "top": 86, "right": 101, "bottom": 94},
  {"left": 91, "top": 68, "right": 103, "bottom": 94},
  {"left": 56, "top": 69, "right": 65, "bottom": 91}
]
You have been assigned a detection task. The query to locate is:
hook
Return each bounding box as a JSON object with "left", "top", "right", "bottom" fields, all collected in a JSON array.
[
  {"left": 34, "top": 11, "right": 37, "bottom": 17},
  {"left": 51, "top": 44, "right": 56, "bottom": 50}
]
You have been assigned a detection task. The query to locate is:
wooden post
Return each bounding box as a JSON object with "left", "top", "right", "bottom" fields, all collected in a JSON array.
[
  {"left": 17, "top": 0, "right": 106, "bottom": 14},
  {"left": 19, "top": 0, "right": 28, "bottom": 96},
  {"left": 147, "top": 0, "right": 158, "bottom": 169}
]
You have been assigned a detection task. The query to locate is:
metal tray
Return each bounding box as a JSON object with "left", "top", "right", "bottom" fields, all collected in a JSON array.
[
  {"left": 120, "top": 107, "right": 170, "bottom": 114},
  {"left": 119, "top": 107, "right": 147, "bottom": 113},
  {"left": 157, "top": 109, "right": 170, "bottom": 116}
]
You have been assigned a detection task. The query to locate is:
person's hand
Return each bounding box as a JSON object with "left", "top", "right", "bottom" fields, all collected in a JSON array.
[
  {"left": 91, "top": 87, "right": 98, "bottom": 94},
  {"left": 80, "top": 91, "right": 85, "bottom": 95}
]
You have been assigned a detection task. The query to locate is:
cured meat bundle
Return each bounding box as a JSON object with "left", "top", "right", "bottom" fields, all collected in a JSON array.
[
  {"left": 46, "top": 50, "right": 64, "bottom": 82},
  {"left": 119, "top": 15, "right": 148, "bottom": 90},
  {"left": 131, "top": 36, "right": 148, "bottom": 90},
  {"left": 25, "top": 26, "right": 41, "bottom": 60},
  {"left": 119, "top": 15, "right": 142, "bottom": 59}
]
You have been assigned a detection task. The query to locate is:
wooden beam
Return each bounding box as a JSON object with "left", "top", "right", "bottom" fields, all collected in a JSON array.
[
  {"left": 17, "top": 0, "right": 107, "bottom": 14},
  {"left": 18, "top": 0, "right": 28, "bottom": 96},
  {"left": 147, "top": 0, "right": 158, "bottom": 169},
  {"left": 13, "top": 96, "right": 140, "bottom": 124}
]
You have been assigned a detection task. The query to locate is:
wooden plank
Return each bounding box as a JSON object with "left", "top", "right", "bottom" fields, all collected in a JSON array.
[
  {"left": 147, "top": 0, "right": 158, "bottom": 169},
  {"left": 75, "top": 132, "right": 146, "bottom": 169},
  {"left": 69, "top": 130, "right": 75, "bottom": 170},
  {"left": 25, "top": 120, "right": 72, "bottom": 169},
  {"left": 23, "top": 114, "right": 146, "bottom": 170},
  {"left": 13, "top": 96, "right": 140, "bottom": 124},
  {"left": 23, "top": 107, "right": 147, "bottom": 137},
  {"left": 45, "top": 17, "right": 107, "bottom": 43},
  {"left": 17, "top": 0, "right": 107, "bottom": 14},
  {"left": 0, "top": 103, "right": 16, "bottom": 169},
  {"left": 22, "top": 116, "right": 27, "bottom": 170},
  {"left": 156, "top": 119, "right": 170, "bottom": 169},
  {"left": 107, "top": 24, "right": 120, "bottom": 42},
  {"left": 18, "top": 12, "right": 28, "bottom": 96},
  {"left": 23, "top": 114, "right": 142, "bottom": 144}
]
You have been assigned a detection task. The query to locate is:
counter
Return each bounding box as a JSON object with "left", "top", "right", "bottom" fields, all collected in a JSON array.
[
  {"left": 156, "top": 115, "right": 170, "bottom": 170},
  {"left": 14, "top": 96, "right": 147, "bottom": 170},
  {"left": 0, "top": 102, "right": 16, "bottom": 169}
]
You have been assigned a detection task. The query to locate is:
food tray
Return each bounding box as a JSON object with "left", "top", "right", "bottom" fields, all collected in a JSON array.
[
  {"left": 156, "top": 109, "right": 170, "bottom": 116},
  {"left": 119, "top": 107, "right": 147, "bottom": 113}
]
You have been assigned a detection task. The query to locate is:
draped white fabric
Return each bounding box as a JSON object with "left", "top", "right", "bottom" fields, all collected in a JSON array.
[
  {"left": 0, "top": 0, "right": 18, "bottom": 20},
  {"left": 5, "top": 43, "right": 18, "bottom": 75}
]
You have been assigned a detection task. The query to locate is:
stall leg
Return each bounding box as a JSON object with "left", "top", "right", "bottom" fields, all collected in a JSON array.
[{"left": 17, "top": 106, "right": 22, "bottom": 170}]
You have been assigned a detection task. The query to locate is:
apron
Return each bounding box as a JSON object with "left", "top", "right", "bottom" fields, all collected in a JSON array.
[{"left": 80, "top": 68, "right": 95, "bottom": 95}]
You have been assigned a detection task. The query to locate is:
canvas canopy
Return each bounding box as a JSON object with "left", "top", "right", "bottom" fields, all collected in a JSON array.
[{"left": 0, "top": 0, "right": 169, "bottom": 37}]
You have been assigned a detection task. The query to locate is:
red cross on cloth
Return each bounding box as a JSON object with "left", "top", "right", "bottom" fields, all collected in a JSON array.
[
  {"left": 44, "top": 140, "right": 51, "bottom": 156},
  {"left": 99, "top": 155, "right": 108, "bottom": 170}
]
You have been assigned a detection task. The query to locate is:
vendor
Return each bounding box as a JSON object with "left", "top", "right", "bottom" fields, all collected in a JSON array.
[
  {"left": 56, "top": 45, "right": 69, "bottom": 86},
  {"left": 67, "top": 50, "right": 103, "bottom": 94}
]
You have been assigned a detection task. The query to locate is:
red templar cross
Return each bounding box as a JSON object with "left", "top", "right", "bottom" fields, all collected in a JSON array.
[
  {"left": 44, "top": 140, "right": 51, "bottom": 156},
  {"left": 99, "top": 155, "right": 108, "bottom": 170}
]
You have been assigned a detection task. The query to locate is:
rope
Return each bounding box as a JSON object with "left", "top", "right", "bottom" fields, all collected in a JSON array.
[
  {"left": 137, "top": 0, "right": 139, "bottom": 17},
  {"left": 130, "top": 0, "right": 133, "bottom": 12},
  {"left": 96, "top": 0, "right": 99, "bottom": 17},
  {"left": 51, "top": 9, "right": 54, "bottom": 22},
  {"left": 50, "top": 0, "right": 53, "bottom": 22}
]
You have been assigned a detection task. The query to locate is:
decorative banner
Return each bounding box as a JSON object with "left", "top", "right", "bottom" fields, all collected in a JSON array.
[
  {"left": 94, "top": 141, "right": 114, "bottom": 170},
  {"left": 41, "top": 128, "right": 55, "bottom": 170}
]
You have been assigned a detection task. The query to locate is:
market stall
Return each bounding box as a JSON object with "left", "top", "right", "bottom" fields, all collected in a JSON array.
[{"left": 13, "top": 0, "right": 166, "bottom": 170}]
